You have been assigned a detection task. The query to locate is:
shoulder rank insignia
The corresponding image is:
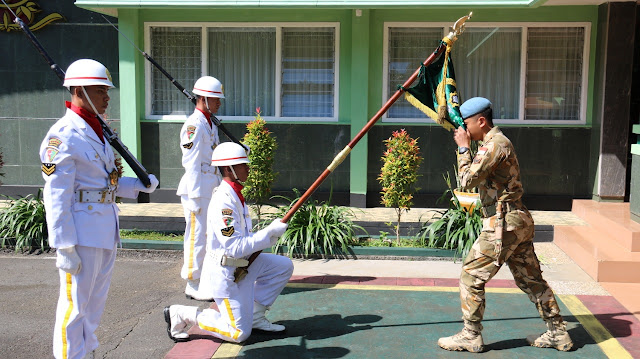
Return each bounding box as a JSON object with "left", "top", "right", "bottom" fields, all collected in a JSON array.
[
  {"left": 42, "top": 163, "right": 56, "bottom": 176},
  {"left": 183, "top": 142, "right": 194, "bottom": 149},
  {"left": 221, "top": 208, "right": 233, "bottom": 216},
  {"left": 221, "top": 226, "right": 235, "bottom": 237},
  {"left": 186, "top": 125, "right": 196, "bottom": 140}
]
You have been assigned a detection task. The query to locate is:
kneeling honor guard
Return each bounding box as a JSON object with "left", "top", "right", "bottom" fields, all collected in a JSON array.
[{"left": 165, "top": 142, "right": 292, "bottom": 343}]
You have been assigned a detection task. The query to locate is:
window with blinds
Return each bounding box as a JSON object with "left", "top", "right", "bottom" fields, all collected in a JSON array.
[
  {"left": 385, "top": 24, "right": 588, "bottom": 124},
  {"left": 148, "top": 24, "right": 337, "bottom": 120}
]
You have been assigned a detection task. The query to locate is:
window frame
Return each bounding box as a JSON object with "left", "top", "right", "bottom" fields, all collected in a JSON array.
[
  {"left": 144, "top": 22, "right": 340, "bottom": 122},
  {"left": 382, "top": 21, "right": 590, "bottom": 125}
]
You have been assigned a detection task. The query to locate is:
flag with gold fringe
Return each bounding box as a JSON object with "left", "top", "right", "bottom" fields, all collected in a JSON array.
[{"left": 401, "top": 41, "right": 464, "bottom": 131}]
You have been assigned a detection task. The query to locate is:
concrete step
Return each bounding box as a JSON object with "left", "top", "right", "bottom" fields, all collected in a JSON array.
[
  {"left": 555, "top": 225, "right": 640, "bottom": 283},
  {"left": 572, "top": 200, "right": 640, "bottom": 252}
]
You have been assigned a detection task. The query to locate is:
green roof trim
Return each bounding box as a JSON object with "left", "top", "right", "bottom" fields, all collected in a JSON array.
[{"left": 75, "top": 0, "right": 542, "bottom": 9}]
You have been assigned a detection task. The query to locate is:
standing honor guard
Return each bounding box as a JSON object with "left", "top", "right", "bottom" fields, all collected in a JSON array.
[
  {"left": 41, "top": 59, "right": 159, "bottom": 359},
  {"left": 164, "top": 142, "right": 292, "bottom": 343},
  {"left": 177, "top": 76, "right": 224, "bottom": 300},
  {"left": 438, "top": 97, "right": 573, "bottom": 353}
]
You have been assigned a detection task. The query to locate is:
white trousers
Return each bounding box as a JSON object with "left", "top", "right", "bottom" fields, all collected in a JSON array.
[
  {"left": 181, "top": 196, "right": 211, "bottom": 281},
  {"left": 53, "top": 245, "right": 117, "bottom": 359},
  {"left": 197, "top": 253, "right": 293, "bottom": 343}
]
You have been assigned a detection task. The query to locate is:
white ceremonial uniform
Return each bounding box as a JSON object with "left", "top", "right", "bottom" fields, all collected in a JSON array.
[
  {"left": 41, "top": 107, "right": 140, "bottom": 359},
  {"left": 197, "top": 180, "right": 293, "bottom": 342},
  {"left": 177, "top": 109, "right": 221, "bottom": 282}
]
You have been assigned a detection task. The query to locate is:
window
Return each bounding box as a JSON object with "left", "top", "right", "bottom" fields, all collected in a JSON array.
[
  {"left": 147, "top": 23, "right": 338, "bottom": 121},
  {"left": 385, "top": 23, "right": 589, "bottom": 124}
]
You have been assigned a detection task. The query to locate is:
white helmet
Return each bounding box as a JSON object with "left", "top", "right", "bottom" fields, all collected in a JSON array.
[
  {"left": 193, "top": 76, "right": 225, "bottom": 98},
  {"left": 63, "top": 59, "right": 115, "bottom": 88},
  {"left": 211, "top": 142, "right": 250, "bottom": 167}
]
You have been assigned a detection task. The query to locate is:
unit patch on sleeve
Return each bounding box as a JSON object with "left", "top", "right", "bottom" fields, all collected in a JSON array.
[
  {"left": 42, "top": 163, "right": 56, "bottom": 176},
  {"left": 222, "top": 216, "right": 234, "bottom": 227},
  {"left": 221, "top": 208, "right": 233, "bottom": 216},
  {"left": 186, "top": 125, "right": 197, "bottom": 140},
  {"left": 48, "top": 137, "right": 62, "bottom": 148},
  {"left": 45, "top": 147, "right": 59, "bottom": 162},
  {"left": 182, "top": 142, "right": 194, "bottom": 149},
  {"left": 221, "top": 226, "right": 235, "bottom": 237}
]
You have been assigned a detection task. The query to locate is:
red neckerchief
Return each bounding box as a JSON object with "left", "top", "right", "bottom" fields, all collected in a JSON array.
[
  {"left": 66, "top": 101, "right": 104, "bottom": 143},
  {"left": 225, "top": 179, "right": 245, "bottom": 206},
  {"left": 197, "top": 108, "right": 213, "bottom": 128}
]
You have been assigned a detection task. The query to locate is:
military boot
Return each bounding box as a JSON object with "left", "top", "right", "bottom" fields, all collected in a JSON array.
[
  {"left": 438, "top": 327, "right": 484, "bottom": 353},
  {"left": 164, "top": 305, "right": 198, "bottom": 342},
  {"left": 526, "top": 320, "right": 573, "bottom": 351}
]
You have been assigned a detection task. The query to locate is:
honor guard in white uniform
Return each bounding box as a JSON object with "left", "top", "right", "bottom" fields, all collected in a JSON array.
[
  {"left": 177, "top": 76, "right": 224, "bottom": 300},
  {"left": 164, "top": 142, "right": 292, "bottom": 343},
  {"left": 41, "top": 59, "right": 159, "bottom": 359}
]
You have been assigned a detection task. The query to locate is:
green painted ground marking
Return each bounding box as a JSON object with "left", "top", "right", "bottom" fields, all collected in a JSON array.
[{"left": 214, "top": 285, "right": 616, "bottom": 358}]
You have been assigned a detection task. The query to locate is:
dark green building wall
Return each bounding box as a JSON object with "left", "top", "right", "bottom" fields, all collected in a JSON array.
[{"left": 0, "top": 0, "right": 120, "bottom": 190}]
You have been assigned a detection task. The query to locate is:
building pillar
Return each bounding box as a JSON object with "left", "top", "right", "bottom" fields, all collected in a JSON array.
[
  {"left": 349, "top": 9, "right": 370, "bottom": 208},
  {"left": 594, "top": 2, "right": 636, "bottom": 201}
]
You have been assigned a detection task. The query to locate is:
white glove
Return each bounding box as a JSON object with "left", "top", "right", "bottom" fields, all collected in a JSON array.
[
  {"left": 56, "top": 246, "right": 82, "bottom": 275},
  {"left": 135, "top": 174, "right": 159, "bottom": 193},
  {"left": 264, "top": 218, "right": 288, "bottom": 244},
  {"left": 184, "top": 197, "right": 202, "bottom": 214}
]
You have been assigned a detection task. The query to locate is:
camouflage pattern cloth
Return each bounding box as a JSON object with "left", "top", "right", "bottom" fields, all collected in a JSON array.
[{"left": 456, "top": 126, "right": 563, "bottom": 332}]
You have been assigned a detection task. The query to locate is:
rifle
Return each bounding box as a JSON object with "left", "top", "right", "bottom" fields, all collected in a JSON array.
[
  {"left": 101, "top": 15, "right": 248, "bottom": 152},
  {"left": 1, "top": 0, "right": 152, "bottom": 187}
]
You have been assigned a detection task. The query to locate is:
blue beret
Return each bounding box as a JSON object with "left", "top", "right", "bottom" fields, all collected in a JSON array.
[{"left": 460, "top": 97, "right": 492, "bottom": 119}]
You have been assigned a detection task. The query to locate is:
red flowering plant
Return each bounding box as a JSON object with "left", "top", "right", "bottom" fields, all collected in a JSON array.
[
  {"left": 241, "top": 107, "right": 278, "bottom": 225},
  {"left": 378, "top": 129, "right": 423, "bottom": 244}
]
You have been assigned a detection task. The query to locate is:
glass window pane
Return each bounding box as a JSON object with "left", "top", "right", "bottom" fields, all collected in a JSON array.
[
  {"left": 282, "top": 27, "right": 335, "bottom": 118},
  {"left": 387, "top": 27, "right": 443, "bottom": 118},
  {"left": 150, "top": 27, "right": 201, "bottom": 116},
  {"left": 208, "top": 27, "right": 276, "bottom": 116},
  {"left": 454, "top": 27, "right": 521, "bottom": 119},
  {"left": 525, "top": 27, "right": 584, "bottom": 121}
]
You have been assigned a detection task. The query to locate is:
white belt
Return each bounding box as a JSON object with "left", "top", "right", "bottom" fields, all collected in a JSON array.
[
  {"left": 75, "top": 190, "right": 116, "bottom": 204},
  {"left": 209, "top": 252, "right": 249, "bottom": 267}
]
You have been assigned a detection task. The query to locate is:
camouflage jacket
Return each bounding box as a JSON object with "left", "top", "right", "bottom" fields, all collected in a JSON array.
[{"left": 457, "top": 126, "right": 525, "bottom": 218}]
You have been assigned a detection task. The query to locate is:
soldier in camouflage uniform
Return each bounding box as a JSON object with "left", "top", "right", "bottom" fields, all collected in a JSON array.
[{"left": 437, "top": 97, "right": 573, "bottom": 353}]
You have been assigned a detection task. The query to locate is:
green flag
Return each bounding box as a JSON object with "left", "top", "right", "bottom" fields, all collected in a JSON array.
[{"left": 401, "top": 41, "right": 463, "bottom": 131}]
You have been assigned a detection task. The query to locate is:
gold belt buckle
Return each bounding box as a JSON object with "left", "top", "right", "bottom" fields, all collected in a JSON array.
[{"left": 100, "top": 190, "right": 107, "bottom": 203}]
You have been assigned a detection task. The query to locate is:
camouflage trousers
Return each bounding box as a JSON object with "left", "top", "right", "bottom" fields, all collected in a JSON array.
[{"left": 459, "top": 211, "right": 563, "bottom": 332}]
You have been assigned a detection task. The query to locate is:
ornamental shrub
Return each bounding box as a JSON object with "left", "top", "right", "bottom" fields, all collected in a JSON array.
[
  {"left": 0, "top": 190, "right": 48, "bottom": 252},
  {"left": 378, "top": 129, "right": 423, "bottom": 244},
  {"left": 241, "top": 108, "right": 278, "bottom": 223}
]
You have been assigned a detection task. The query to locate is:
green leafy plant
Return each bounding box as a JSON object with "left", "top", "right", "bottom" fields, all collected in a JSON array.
[
  {"left": 242, "top": 107, "right": 278, "bottom": 223},
  {"left": 0, "top": 132, "right": 4, "bottom": 185},
  {"left": 270, "top": 189, "right": 365, "bottom": 257},
  {"left": 0, "top": 190, "right": 48, "bottom": 252},
  {"left": 378, "top": 129, "right": 423, "bottom": 244},
  {"left": 415, "top": 172, "right": 482, "bottom": 259}
]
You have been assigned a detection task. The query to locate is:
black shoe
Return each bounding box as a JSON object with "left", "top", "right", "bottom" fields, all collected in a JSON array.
[{"left": 164, "top": 306, "right": 189, "bottom": 343}]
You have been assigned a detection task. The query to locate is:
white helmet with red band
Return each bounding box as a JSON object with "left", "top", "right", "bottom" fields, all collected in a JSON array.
[
  {"left": 63, "top": 59, "right": 115, "bottom": 88},
  {"left": 193, "top": 76, "right": 225, "bottom": 98},
  {"left": 211, "top": 142, "right": 250, "bottom": 167}
]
